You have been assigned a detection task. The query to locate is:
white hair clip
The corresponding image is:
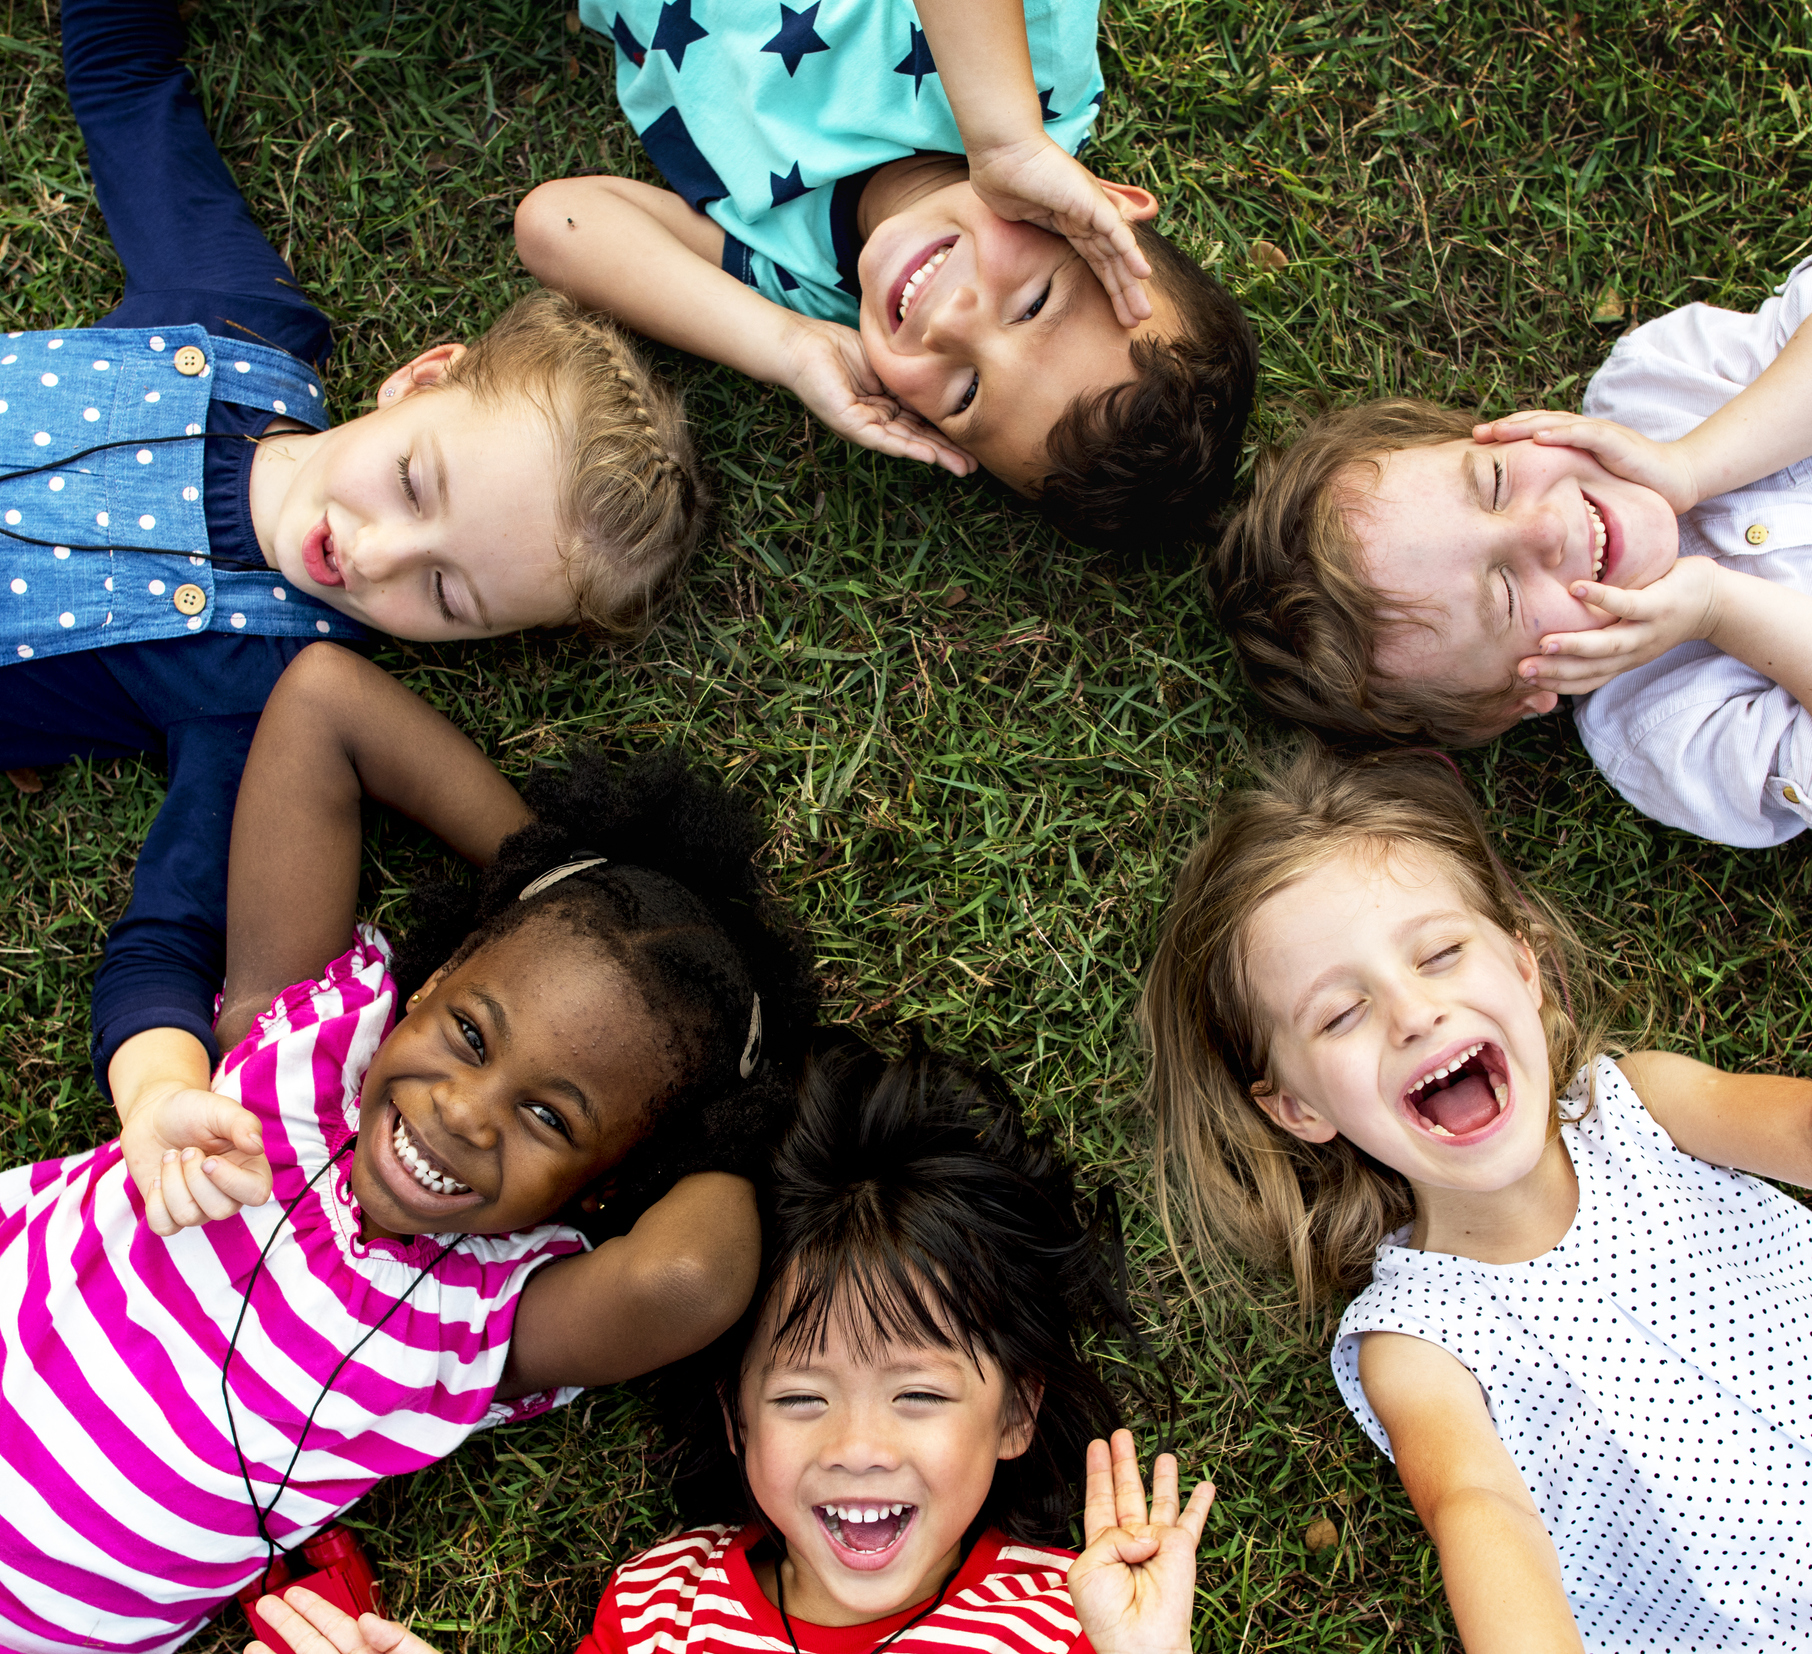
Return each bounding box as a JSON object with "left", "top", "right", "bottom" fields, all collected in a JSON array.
[
  {"left": 739, "top": 992, "right": 764, "bottom": 1080},
  {"left": 517, "top": 856, "right": 609, "bottom": 902}
]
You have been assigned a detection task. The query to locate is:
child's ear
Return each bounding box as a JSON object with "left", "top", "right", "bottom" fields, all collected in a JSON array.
[
  {"left": 1511, "top": 934, "right": 1545, "bottom": 1012},
  {"left": 1251, "top": 1084, "right": 1340, "bottom": 1144},
  {"left": 404, "top": 964, "right": 452, "bottom": 1014},
  {"left": 998, "top": 1379, "right": 1043, "bottom": 1462},
  {"left": 1096, "top": 181, "right": 1159, "bottom": 224},
  {"left": 375, "top": 342, "right": 468, "bottom": 407},
  {"left": 720, "top": 1395, "right": 740, "bottom": 1458},
  {"left": 1514, "top": 689, "right": 1561, "bottom": 720}
]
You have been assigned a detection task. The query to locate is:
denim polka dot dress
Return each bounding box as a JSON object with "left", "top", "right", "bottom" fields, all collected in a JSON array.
[{"left": 1334, "top": 1059, "right": 1812, "bottom": 1648}]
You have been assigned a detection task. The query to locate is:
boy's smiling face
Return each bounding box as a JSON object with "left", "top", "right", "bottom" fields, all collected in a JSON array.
[
  {"left": 248, "top": 347, "right": 580, "bottom": 641},
  {"left": 855, "top": 173, "right": 1177, "bottom": 490},
  {"left": 1348, "top": 437, "right": 1680, "bottom": 727},
  {"left": 735, "top": 1289, "right": 1034, "bottom": 1626}
]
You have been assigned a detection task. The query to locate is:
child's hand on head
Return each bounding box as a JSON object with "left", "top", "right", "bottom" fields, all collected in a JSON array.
[
  {"left": 1067, "top": 1430, "right": 1214, "bottom": 1654},
  {"left": 1473, "top": 411, "right": 1702, "bottom": 515},
  {"left": 967, "top": 137, "right": 1154, "bottom": 328},
  {"left": 778, "top": 315, "right": 978, "bottom": 476},
  {"left": 121, "top": 1080, "right": 272, "bottom": 1237},
  {"left": 1518, "top": 555, "right": 1726, "bottom": 697},
  {"left": 247, "top": 1585, "right": 440, "bottom": 1654}
]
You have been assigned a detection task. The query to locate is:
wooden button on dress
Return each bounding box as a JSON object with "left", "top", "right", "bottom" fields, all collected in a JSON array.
[
  {"left": 1745, "top": 523, "right": 1769, "bottom": 545},
  {"left": 173, "top": 345, "right": 208, "bottom": 377},
  {"left": 172, "top": 582, "right": 207, "bottom": 615}
]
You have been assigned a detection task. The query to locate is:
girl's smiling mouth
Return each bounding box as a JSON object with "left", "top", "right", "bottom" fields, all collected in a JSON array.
[
  {"left": 1401, "top": 1041, "right": 1511, "bottom": 1141},
  {"left": 301, "top": 515, "right": 345, "bottom": 588},
  {"left": 374, "top": 1101, "right": 480, "bottom": 1210},
  {"left": 814, "top": 1501, "right": 918, "bottom": 1570}
]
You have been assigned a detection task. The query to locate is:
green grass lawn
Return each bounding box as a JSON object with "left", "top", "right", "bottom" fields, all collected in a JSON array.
[{"left": 6, "top": 0, "right": 1812, "bottom": 1647}]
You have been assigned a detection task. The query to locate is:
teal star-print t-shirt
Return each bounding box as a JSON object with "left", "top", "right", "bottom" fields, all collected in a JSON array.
[{"left": 580, "top": 0, "right": 1107, "bottom": 325}]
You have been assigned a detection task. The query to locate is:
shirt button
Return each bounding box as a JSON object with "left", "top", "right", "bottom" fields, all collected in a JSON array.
[
  {"left": 1745, "top": 523, "right": 1769, "bottom": 545},
  {"left": 173, "top": 345, "right": 208, "bottom": 377},
  {"left": 1786, "top": 785, "right": 1802, "bottom": 805},
  {"left": 173, "top": 583, "right": 207, "bottom": 616}
]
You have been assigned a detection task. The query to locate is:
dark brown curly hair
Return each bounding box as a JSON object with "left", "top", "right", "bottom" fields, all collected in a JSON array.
[{"left": 1033, "top": 222, "right": 1258, "bottom": 552}]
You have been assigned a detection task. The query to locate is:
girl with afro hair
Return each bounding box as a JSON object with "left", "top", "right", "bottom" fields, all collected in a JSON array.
[{"left": 0, "top": 641, "right": 815, "bottom": 1654}]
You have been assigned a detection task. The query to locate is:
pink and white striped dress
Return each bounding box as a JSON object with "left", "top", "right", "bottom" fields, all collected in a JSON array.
[{"left": 0, "top": 932, "right": 587, "bottom": 1653}]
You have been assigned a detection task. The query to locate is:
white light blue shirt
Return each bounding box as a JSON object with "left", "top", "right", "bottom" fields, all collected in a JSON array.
[{"left": 1573, "top": 257, "right": 1812, "bottom": 847}]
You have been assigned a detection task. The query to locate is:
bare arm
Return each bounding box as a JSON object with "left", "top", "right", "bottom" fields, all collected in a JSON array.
[
  {"left": 218, "top": 643, "right": 532, "bottom": 1050},
  {"left": 1361, "top": 1332, "right": 1584, "bottom": 1654},
  {"left": 1617, "top": 1050, "right": 1812, "bottom": 1185},
  {"left": 499, "top": 1170, "right": 761, "bottom": 1394},
  {"left": 515, "top": 175, "right": 973, "bottom": 473}
]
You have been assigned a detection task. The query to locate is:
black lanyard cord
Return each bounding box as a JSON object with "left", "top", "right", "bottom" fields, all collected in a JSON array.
[
  {"left": 774, "top": 1545, "right": 956, "bottom": 1654},
  {"left": 1, "top": 430, "right": 273, "bottom": 566},
  {"left": 221, "top": 1137, "right": 457, "bottom": 1593}
]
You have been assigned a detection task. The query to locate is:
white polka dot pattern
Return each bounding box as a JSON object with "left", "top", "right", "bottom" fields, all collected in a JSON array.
[{"left": 1333, "top": 1059, "right": 1812, "bottom": 1646}]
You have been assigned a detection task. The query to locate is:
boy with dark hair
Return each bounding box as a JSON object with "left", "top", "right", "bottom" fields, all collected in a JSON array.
[
  {"left": 1210, "top": 261, "right": 1812, "bottom": 848},
  {"left": 516, "top": 0, "right": 1257, "bottom": 550}
]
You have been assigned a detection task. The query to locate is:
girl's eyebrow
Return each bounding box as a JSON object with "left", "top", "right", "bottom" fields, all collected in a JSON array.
[{"left": 429, "top": 432, "right": 450, "bottom": 511}]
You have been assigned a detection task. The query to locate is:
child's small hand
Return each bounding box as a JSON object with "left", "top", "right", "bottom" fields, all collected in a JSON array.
[
  {"left": 1472, "top": 411, "right": 1702, "bottom": 514},
  {"left": 1517, "top": 556, "right": 1724, "bottom": 696},
  {"left": 969, "top": 137, "right": 1154, "bottom": 328},
  {"left": 1067, "top": 1429, "right": 1214, "bottom": 1654},
  {"left": 121, "top": 1080, "right": 272, "bottom": 1237},
  {"left": 247, "top": 1585, "right": 440, "bottom": 1654},
  {"left": 780, "top": 317, "right": 978, "bottom": 476}
]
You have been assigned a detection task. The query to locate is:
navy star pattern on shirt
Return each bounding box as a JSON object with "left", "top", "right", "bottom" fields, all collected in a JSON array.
[
  {"left": 1038, "top": 87, "right": 1062, "bottom": 121},
  {"left": 651, "top": 0, "right": 708, "bottom": 71},
  {"left": 893, "top": 23, "right": 936, "bottom": 95},
  {"left": 610, "top": 12, "right": 647, "bottom": 66},
  {"left": 769, "top": 161, "right": 808, "bottom": 206},
  {"left": 640, "top": 105, "right": 728, "bottom": 206},
  {"left": 761, "top": 2, "right": 829, "bottom": 76}
]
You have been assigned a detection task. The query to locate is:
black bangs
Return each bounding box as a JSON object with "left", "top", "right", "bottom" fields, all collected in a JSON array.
[{"left": 654, "top": 1035, "right": 1168, "bottom": 1543}]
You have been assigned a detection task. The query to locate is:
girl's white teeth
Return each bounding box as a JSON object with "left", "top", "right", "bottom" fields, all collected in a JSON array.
[
  {"left": 393, "top": 1116, "right": 470, "bottom": 1196},
  {"left": 1407, "top": 1042, "right": 1486, "bottom": 1094},
  {"left": 827, "top": 1502, "right": 907, "bottom": 1521},
  {"left": 1585, "top": 498, "right": 1607, "bottom": 577},
  {"left": 898, "top": 249, "right": 949, "bottom": 318}
]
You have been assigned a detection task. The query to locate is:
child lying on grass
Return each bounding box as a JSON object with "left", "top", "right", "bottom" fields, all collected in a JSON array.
[
  {"left": 1211, "top": 259, "right": 1812, "bottom": 848},
  {"left": 0, "top": 642, "right": 816, "bottom": 1652},
  {"left": 4, "top": 0, "right": 703, "bottom": 1121},
  {"left": 516, "top": 0, "right": 1256, "bottom": 550},
  {"left": 248, "top": 1041, "right": 1214, "bottom": 1654}
]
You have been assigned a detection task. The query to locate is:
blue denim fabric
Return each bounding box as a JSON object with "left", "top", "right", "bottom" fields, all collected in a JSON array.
[{"left": 0, "top": 326, "right": 361, "bottom": 663}]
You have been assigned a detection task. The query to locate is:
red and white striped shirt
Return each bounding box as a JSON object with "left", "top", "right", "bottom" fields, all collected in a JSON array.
[
  {"left": 575, "top": 1525, "right": 1093, "bottom": 1654},
  {"left": 0, "top": 932, "right": 586, "bottom": 1654}
]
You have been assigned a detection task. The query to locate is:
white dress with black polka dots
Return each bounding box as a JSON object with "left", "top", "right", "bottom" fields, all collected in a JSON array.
[{"left": 1333, "top": 1057, "right": 1812, "bottom": 1649}]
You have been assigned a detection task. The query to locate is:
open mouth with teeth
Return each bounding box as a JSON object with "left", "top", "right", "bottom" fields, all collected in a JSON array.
[
  {"left": 1402, "top": 1042, "right": 1510, "bottom": 1140},
  {"left": 815, "top": 1501, "right": 916, "bottom": 1564},
  {"left": 890, "top": 239, "right": 957, "bottom": 329},
  {"left": 1583, "top": 496, "right": 1609, "bottom": 581},
  {"left": 391, "top": 1107, "right": 472, "bottom": 1197}
]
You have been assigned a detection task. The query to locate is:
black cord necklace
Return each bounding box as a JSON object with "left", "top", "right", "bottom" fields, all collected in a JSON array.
[
  {"left": 772, "top": 1549, "right": 957, "bottom": 1654},
  {"left": 220, "top": 1137, "right": 456, "bottom": 1593},
  {"left": 0, "top": 430, "right": 269, "bottom": 566}
]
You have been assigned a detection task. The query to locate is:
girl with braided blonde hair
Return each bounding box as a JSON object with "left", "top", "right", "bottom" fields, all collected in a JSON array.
[{"left": 437, "top": 288, "right": 707, "bottom": 642}]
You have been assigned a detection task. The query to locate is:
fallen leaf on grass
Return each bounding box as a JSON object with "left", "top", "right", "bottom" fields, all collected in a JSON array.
[
  {"left": 1590, "top": 284, "right": 1625, "bottom": 325},
  {"left": 1251, "top": 240, "right": 1289, "bottom": 272},
  {"left": 1305, "top": 1517, "right": 1339, "bottom": 1552}
]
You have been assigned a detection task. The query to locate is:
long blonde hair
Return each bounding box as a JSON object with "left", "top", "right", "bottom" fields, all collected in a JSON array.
[
  {"left": 439, "top": 289, "right": 707, "bottom": 642},
  {"left": 1139, "top": 745, "right": 1603, "bottom": 1310}
]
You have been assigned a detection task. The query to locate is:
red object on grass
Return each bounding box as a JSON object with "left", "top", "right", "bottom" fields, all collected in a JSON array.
[{"left": 237, "top": 1526, "right": 383, "bottom": 1653}]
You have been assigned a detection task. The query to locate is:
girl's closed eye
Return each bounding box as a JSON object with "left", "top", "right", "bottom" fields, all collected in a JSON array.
[
  {"left": 1492, "top": 456, "right": 1505, "bottom": 509},
  {"left": 396, "top": 452, "right": 419, "bottom": 508},
  {"left": 433, "top": 570, "right": 457, "bottom": 625},
  {"left": 1320, "top": 1000, "right": 1364, "bottom": 1036},
  {"left": 1421, "top": 941, "right": 1466, "bottom": 972}
]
